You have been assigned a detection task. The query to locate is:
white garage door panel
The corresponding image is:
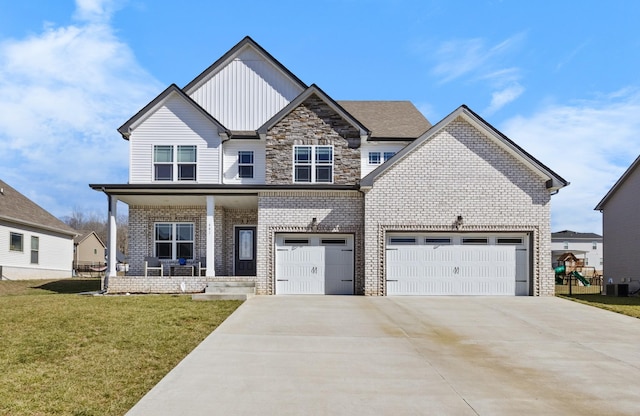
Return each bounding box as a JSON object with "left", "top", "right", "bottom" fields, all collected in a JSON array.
[
  {"left": 387, "top": 245, "right": 517, "bottom": 295},
  {"left": 275, "top": 234, "right": 354, "bottom": 295},
  {"left": 324, "top": 246, "right": 354, "bottom": 295}
]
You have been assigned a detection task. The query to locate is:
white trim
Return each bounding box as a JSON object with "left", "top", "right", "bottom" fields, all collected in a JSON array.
[{"left": 206, "top": 196, "right": 215, "bottom": 277}]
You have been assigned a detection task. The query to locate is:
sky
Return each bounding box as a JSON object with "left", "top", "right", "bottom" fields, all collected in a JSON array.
[{"left": 1, "top": 0, "right": 640, "bottom": 234}]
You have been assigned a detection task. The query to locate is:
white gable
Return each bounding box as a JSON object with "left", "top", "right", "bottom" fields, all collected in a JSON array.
[
  {"left": 129, "top": 93, "right": 222, "bottom": 184},
  {"left": 188, "top": 45, "right": 304, "bottom": 131}
]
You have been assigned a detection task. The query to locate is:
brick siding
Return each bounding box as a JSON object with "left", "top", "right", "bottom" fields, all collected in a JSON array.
[
  {"left": 364, "top": 117, "right": 553, "bottom": 296},
  {"left": 256, "top": 191, "right": 364, "bottom": 295}
]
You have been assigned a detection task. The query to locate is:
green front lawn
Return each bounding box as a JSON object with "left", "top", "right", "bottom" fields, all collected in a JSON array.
[
  {"left": 0, "top": 278, "right": 241, "bottom": 416},
  {"left": 557, "top": 294, "right": 640, "bottom": 319}
]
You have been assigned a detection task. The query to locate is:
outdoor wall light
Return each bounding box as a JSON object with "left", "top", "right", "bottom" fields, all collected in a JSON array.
[
  {"left": 455, "top": 215, "right": 464, "bottom": 229},
  {"left": 311, "top": 217, "right": 318, "bottom": 231}
]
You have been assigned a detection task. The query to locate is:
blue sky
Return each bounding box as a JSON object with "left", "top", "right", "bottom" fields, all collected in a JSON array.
[{"left": 1, "top": 0, "right": 640, "bottom": 233}]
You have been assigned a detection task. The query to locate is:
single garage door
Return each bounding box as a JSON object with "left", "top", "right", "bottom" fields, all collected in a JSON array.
[
  {"left": 386, "top": 233, "right": 529, "bottom": 295},
  {"left": 275, "top": 234, "right": 354, "bottom": 295}
]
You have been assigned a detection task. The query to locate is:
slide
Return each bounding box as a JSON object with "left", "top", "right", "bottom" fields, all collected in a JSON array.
[
  {"left": 571, "top": 271, "right": 590, "bottom": 287},
  {"left": 554, "top": 265, "right": 566, "bottom": 284}
]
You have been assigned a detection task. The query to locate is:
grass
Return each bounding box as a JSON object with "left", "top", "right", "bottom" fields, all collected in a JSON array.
[
  {"left": 557, "top": 293, "right": 640, "bottom": 319},
  {"left": 0, "top": 278, "right": 242, "bottom": 416}
]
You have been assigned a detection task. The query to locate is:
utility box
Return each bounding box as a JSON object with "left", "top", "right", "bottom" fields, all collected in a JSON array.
[{"left": 606, "top": 284, "right": 629, "bottom": 297}]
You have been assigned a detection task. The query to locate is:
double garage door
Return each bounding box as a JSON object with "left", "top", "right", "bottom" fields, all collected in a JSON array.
[
  {"left": 386, "top": 233, "right": 529, "bottom": 296},
  {"left": 275, "top": 234, "right": 354, "bottom": 295}
]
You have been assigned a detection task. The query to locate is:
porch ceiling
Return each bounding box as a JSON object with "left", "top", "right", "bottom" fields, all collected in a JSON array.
[{"left": 111, "top": 194, "right": 257, "bottom": 209}]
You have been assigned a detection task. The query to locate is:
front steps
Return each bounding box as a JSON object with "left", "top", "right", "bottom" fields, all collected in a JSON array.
[{"left": 192, "top": 281, "right": 255, "bottom": 301}]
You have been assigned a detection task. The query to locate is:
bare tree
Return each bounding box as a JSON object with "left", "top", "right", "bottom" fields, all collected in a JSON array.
[{"left": 62, "top": 207, "right": 128, "bottom": 257}]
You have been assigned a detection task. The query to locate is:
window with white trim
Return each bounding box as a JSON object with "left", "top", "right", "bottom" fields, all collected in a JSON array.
[
  {"left": 238, "top": 151, "right": 254, "bottom": 179},
  {"left": 10, "top": 232, "right": 23, "bottom": 251},
  {"left": 154, "top": 223, "right": 194, "bottom": 260},
  {"left": 294, "top": 145, "right": 333, "bottom": 183},
  {"left": 153, "top": 145, "right": 197, "bottom": 181},
  {"left": 368, "top": 151, "right": 396, "bottom": 165}
]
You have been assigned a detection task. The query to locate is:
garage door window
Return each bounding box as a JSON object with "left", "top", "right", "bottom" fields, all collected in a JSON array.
[
  {"left": 283, "top": 239, "right": 309, "bottom": 245},
  {"left": 389, "top": 237, "right": 416, "bottom": 244},
  {"left": 497, "top": 238, "right": 523, "bottom": 244},
  {"left": 425, "top": 238, "right": 451, "bottom": 244},
  {"left": 321, "top": 239, "right": 347, "bottom": 245},
  {"left": 462, "top": 238, "right": 488, "bottom": 245}
]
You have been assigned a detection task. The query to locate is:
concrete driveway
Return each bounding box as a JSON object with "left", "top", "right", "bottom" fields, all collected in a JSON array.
[{"left": 127, "top": 296, "right": 640, "bottom": 415}]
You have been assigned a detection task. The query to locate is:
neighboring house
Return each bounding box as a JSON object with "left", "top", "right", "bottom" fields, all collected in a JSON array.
[
  {"left": 0, "top": 179, "right": 76, "bottom": 280},
  {"left": 551, "top": 230, "right": 603, "bottom": 272},
  {"left": 91, "top": 36, "right": 568, "bottom": 296},
  {"left": 596, "top": 155, "right": 640, "bottom": 289},
  {"left": 73, "top": 231, "right": 106, "bottom": 273}
]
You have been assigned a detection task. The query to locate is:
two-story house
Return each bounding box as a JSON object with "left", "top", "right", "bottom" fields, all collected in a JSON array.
[
  {"left": 91, "top": 37, "right": 568, "bottom": 296},
  {"left": 551, "top": 230, "right": 603, "bottom": 272}
]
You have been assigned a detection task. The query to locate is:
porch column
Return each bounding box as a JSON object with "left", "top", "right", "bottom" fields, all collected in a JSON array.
[
  {"left": 206, "top": 196, "right": 215, "bottom": 277},
  {"left": 105, "top": 194, "right": 118, "bottom": 289}
]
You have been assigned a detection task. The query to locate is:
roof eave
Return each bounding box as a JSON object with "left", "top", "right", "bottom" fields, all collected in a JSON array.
[
  {"left": 257, "top": 85, "right": 371, "bottom": 139},
  {"left": 594, "top": 154, "right": 640, "bottom": 211},
  {"left": 117, "top": 84, "right": 230, "bottom": 141},
  {"left": 0, "top": 215, "right": 77, "bottom": 237}
]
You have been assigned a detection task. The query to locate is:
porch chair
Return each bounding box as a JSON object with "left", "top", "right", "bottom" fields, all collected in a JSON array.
[
  {"left": 144, "top": 256, "right": 163, "bottom": 277},
  {"left": 198, "top": 257, "right": 207, "bottom": 276}
]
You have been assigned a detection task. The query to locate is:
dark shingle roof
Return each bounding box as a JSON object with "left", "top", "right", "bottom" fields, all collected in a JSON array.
[
  {"left": 337, "top": 101, "right": 431, "bottom": 140},
  {"left": 552, "top": 230, "right": 602, "bottom": 239},
  {"left": 0, "top": 179, "right": 76, "bottom": 236}
]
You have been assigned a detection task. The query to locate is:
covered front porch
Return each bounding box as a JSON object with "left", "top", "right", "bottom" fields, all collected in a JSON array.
[{"left": 92, "top": 185, "right": 259, "bottom": 293}]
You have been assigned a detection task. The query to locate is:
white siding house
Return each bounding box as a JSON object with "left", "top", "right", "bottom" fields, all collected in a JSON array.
[{"left": 0, "top": 180, "right": 76, "bottom": 280}]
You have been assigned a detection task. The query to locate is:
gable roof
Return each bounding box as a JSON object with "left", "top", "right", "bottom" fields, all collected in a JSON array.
[
  {"left": 257, "top": 84, "right": 370, "bottom": 139},
  {"left": 183, "top": 36, "right": 307, "bottom": 95},
  {"left": 0, "top": 179, "right": 77, "bottom": 236},
  {"left": 74, "top": 231, "right": 106, "bottom": 247},
  {"left": 552, "top": 230, "right": 602, "bottom": 240},
  {"left": 361, "top": 104, "right": 569, "bottom": 191},
  {"left": 594, "top": 154, "right": 640, "bottom": 211},
  {"left": 117, "top": 84, "right": 229, "bottom": 140},
  {"left": 337, "top": 101, "right": 431, "bottom": 140}
]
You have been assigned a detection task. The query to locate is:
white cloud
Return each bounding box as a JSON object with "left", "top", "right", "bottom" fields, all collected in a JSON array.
[
  {"left": 485, "top": 83, "right": 525, "bottom": 115},
  {"left": 428, "top": 33, "right": 526, "bottom": 114},
  {"left": 0, "top": 0, "right": 162, "bottom": 219},
  {"left": 500, "top": 89, "right": 640, "bottom": 234}
]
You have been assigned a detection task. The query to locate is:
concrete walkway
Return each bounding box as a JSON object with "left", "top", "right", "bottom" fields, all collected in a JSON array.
[{"left": 127, "top": 296, "right": 640, "bottom": 415}]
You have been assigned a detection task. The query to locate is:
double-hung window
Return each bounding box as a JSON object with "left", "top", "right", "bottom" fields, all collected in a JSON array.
[
  {"left": 294, "top": 145, "right": 333, "bottom": 183},
  {"left": 238, "top": 151, "right": 254, "bottom": 179},
  {"left": 153, "top": 145, "right": 197, "bottom": 181},
  {"left": 31, "top": 236, "right": 39, "bottom": 264},
  {"left": 154, "top": 223, "right": 194, "bottom": 260}
]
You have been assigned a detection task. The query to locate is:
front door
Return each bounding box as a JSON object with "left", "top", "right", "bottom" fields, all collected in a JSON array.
[{"left": 235, "top": 226, "right": 257, "bottom": 276}]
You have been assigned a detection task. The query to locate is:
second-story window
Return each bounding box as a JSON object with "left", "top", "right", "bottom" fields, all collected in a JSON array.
[
  {"left": 153, "top": 145, "right": 197, "bottom": 181},
  {"left": 177, "top": 145, "right": 197, "bottom": 180},
  {"left": 368, "top": 151, "right": 396, "bottom": 165},
  {"left": 294, "top": 145, "right": 333, "bottom": 183},
  {"left": 238, "top": 151, "right": 254, "bottom": 179}
]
